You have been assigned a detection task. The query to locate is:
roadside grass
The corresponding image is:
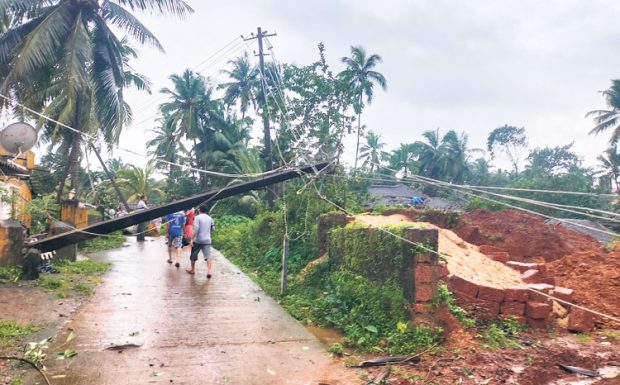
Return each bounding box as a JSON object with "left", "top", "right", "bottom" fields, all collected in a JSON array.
[
  {"left": 78, "top": 231, "right": 126, "bottom": 254},
  {"left": 575, "top": 332, "right": 593, "bottom": 344},
  {"left": 37, "top": 259, "right": 110, "bottom": 298},
  {"left": 0, "top": 320, "right": 41, "bottom": 347},
  {"left": 0, "top": 266, "right": 21, "bottom": 283},
  {"left": 479, "top": 317, "right": 524, "bottom": 349}
]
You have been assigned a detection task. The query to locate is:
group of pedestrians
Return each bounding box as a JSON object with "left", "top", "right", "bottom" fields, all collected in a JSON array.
[
  {"left": 165, "top": 203, "right": 215, "bottom": 278},
  {"left": 135, "top": 195, "right": 215, "bottom": 279}
]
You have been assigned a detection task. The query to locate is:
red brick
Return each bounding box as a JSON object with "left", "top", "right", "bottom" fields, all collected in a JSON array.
[
  {"left": 504, "top": 287, "right": 529, "bottom": 302},
  {"left": 541, "top": 277, "right": 556, "bottom": 286},
  {"left": 500, "top": 302, "right": 526, "bottom": 316},
  {"left": 415, "top": 253, "right": 435, "bottom": 264},
  {"left": 415, "top": 265, "right": 438, "bottom": 283},
  {"left": 477, "top": 285, "right": 505, "bottom": 302},
  {"left": 567, "top": 308, "right": 594, "bottom": 333},
  {"left": 521, "top": 269, "right": 545, "bottom": 283},
  {"left": 449, "top": 276, "right": 479, "bottom": 297},
  {"left": 527, "top": 284, "right": 554, "bottom": 304},
  {"left": 438, "top": 263, "right": 449, "bottom": 278},
  {"left": 453, "top": 289, "right": 500, "bottom": 320},
  {"left": 550, "top": 287, "right": 574, "bottom": 304},
  {"left": 527, "top": 317, "right": 548, "bottom": 329},
  {"left": 485, "top": 252, "right": 509, "bottom": 263},
  {"left": 506, "top": 261, "right": 546, "bottom": 273},
  {"left": 413, "top": 303, "right": 430, "bottom": 315},
  {"left": 415, "top": 283, "right": 436, "bottom": 302},
  {"left": 478, "top": 245, "right": 507, "bottom": 254},
  {"left": 526, "top": 301, "right": 552, "bottom": 320}
]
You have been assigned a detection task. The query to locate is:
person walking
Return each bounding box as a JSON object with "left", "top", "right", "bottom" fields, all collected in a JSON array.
[
  {"left": 184, "top": 208, "right": 195, "bottom": 241},
  {"left": 136, "top": 195, "right": 148, "bottom": 242},
  {"left": 165, "top": 208, "right": 186, "bottom": 267},
  {"left": 186, "top": 205, "right": 215, "bottom": 278}
]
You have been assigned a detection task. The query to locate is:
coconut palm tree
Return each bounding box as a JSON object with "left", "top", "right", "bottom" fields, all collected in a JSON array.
[
  {"left": 597, "top": 146, "right": 620, "bottom": 192},
  {"left": 115, "top": 163, "right": 165, "bottom": 203},
  {"left": 389, "top": 143, "right": 416, "bottom": 177},
  {"left": 146, "top": 114, "right": 187, "bottom": 178},
  {"left": 219, "top": 53, "right": 259, "bottom": 118},
  {"left": 358, "top": 131, "right": 388, "bottom": 172},
  {"left": 587, "top": 79, "right": 620, "bottom": 145},
  {"left": 159, "top": 69, "right": 226, "bottom": 188},
  {"left": 412, "top": 129, "right": 446, "bottom": 180},
  {"left": 0, "top": 0, "right": 192, "bottom": 199},
  {"left": 337, "top": 46, "right": 387, "bottom": 169}
]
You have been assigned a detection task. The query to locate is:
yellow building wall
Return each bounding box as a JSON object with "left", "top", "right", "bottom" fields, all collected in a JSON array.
[{"left": 0, "top": 177, "right": 32, "bottom": 226}]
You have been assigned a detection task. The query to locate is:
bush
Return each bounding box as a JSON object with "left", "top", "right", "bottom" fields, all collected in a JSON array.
[{"left": 466, "top": 197, "right": 505, "bottom": 212}]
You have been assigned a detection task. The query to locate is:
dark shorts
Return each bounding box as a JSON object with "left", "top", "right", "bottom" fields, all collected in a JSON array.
[{"left": 190, "top": 243, "right": 212, "bottom": 261}]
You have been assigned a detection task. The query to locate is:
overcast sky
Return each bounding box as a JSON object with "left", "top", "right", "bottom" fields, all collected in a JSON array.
[{"left": 113, "top": 0, "right": 620, "bottom": 171}]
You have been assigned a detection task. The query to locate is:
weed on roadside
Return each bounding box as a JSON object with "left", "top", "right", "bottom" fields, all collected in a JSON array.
[
  {"left": 78, "top": 231, "right": 125, "bottom": 254},
  {"left": 434, "top": 283, "right": 476, "bottom": 328},
  {"left": 37, "top": 259, "right": 110, "bottom": 298},
  {"left": 0, "top": 266, "right": 21, "bottom": 283},
  {"left": 479, "top": 317, "right": 524, "bottom": 349},
  {"left": 0, "top": 320, "right": 41, "bottom": 347},
  {"left": 575, "top": 333, "right": 592, "bottom": 344}
]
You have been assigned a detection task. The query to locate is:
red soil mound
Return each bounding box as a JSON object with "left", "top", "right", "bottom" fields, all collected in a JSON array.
[
  {"left": 547, "top": 248, "right": 620, "bottom": 327},
  {"left": 455, "top": 209, "right": 601, "bottom": 262}
]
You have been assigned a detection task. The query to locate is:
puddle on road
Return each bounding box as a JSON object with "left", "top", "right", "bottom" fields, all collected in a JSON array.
[{"left": 306, "top": 325, "right": 344, "bottom": 346}]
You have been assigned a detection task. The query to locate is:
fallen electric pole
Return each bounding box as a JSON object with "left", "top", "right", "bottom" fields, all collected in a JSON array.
[{"left": 30, "top": 162, "right": 329, "bottom": 253}]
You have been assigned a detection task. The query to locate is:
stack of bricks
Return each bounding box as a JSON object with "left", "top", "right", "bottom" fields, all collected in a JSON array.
[
  {"left": 505, "top": 261, "right": 555, "bottom": 286},
  {"left": 448, "top": 273, "right": 586, "bottom": 330},
  {"left": 406, "top": 228, "right": 442, "bottom": 316}
]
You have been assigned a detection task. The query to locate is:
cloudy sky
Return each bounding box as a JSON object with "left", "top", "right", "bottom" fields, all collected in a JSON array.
[{"left": 115, "top": 0, "right": 620, "bottom": 170}]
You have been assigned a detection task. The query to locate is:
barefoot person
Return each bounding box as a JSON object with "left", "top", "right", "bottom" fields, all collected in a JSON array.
[
  {"left": 186, "top": 205, "right": 215, "bottom": 278},
  {"left": 165, "top": 207, "right": 186, "bottom": 268}
]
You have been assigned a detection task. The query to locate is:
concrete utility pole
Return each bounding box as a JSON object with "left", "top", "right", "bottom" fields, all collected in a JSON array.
[{"left": 243, "top": 27, "right": 277, "bottom": 206}]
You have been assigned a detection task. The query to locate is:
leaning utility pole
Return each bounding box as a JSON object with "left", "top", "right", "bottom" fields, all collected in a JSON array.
[
  {"left": 243, "top": 27, "right": 277, "bottom": 206},
  {"left": 89, "top": 143, "right": 131, "bottom": 213}
]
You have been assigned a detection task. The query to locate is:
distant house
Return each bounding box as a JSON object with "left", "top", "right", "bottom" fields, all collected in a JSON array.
[
  {"left": 367, "top": 184, "right": 426, "bottom": 206},
  {"left": 367, "top": 184, "right": 462, "bottom": 211}
]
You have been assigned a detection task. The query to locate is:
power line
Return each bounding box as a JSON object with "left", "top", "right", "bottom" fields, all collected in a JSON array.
[
  {"left": 0, "top": 93, "right": 287, "bottom": 179},
  {"left": 304, "top": 173, "right": 620, "bottom": 324}
]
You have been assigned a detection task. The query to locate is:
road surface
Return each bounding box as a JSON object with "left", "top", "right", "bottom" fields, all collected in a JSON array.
[{"left": 45, "top": 237, "right": 354, "bottom": 385}]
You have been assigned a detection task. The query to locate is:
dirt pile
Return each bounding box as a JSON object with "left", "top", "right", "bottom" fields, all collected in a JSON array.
[
  {"left": 455, "top": 209, "right": 601, "bottom": 262},
  {"left": 548, "top": 247, "right": 620, "bottom": 328},
  {"left": 354, "top": 214, "right": 524, "bottom": 288}
]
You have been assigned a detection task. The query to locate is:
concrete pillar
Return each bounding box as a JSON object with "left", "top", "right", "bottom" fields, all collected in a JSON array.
[
  {"left": 49, "top": 221, "right": 77, "bottom": 262},
  {"left": 61, "top": 199, "right": 89, "bottom": 229},
  {"left": 0, "top": 220, "right": 25, "bottom": 266}
]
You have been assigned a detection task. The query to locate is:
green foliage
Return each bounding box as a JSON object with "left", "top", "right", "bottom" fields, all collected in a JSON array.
[
  {"left": 479, "top": 317, "right": 524, "bottom": 349},
  {"left": 0, "top": 320, "right": 41, "bottom": 347},
  {"left": 327, "top": 342, "right": 344, "bottom": 356},
  {"left": 0, "top": 266, "right": 22, "bottom": 282},
  {"left": 435, "top": 284, "right": 476, "bottom": 328},
  {"left": 215, "top": 209, "right": 443, "bottom": 354},
  {"left": 466, "top": 197, "right": 505, "bottom": 212},
  {"left": 37, "top": 259, "right": 111, "bottom": 298},
  {"left": 78, "top": 231, "right": 126, "bottom": 254}
]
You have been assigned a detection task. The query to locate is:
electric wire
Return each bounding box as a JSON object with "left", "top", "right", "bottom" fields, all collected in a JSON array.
[{"left": 304, "top": 173, "right": 620, "bottom": 324}]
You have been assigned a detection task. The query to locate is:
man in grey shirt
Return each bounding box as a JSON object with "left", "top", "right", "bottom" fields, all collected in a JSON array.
[{"left": 187, "top": 205, "right": 215, "bottom": 278}]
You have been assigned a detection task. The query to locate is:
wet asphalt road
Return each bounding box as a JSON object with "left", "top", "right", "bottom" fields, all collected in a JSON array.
[{"left": 45, "top": 237, "right": 352, "bottom": 385}]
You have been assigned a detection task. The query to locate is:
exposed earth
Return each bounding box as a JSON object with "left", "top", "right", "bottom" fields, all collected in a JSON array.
[{"left": 2, "top": 209, "right": 619, "bottom": 384}]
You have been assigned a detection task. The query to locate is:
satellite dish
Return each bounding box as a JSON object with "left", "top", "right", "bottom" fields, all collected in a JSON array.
[{"left": 0, "top": 122, "right": 38, "bottom": 154}]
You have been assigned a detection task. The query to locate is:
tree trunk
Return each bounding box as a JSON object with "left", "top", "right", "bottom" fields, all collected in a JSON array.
[
  {"left": 55, "top": 160, "right": 71, "bottom": 204},
  {"left": 353, "top": 93, "right": 363, "bottom": 170},
  {"left": 68, "top": 134, "right": 82, "bottom": 196},
  {"left": 69, "top": 96, "right": 83, "bottom": 197},
  {"left": 354, "top": 112, "right": 361, "bottom": 170},
  {"left": 91, "top": 143, "right": 130, "bottom": 212}
]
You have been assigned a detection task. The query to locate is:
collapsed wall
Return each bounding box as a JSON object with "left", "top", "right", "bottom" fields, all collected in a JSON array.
[
  {"left": 319, "top": 212, "right": 445, "bottom": 320},
  {"left": 319, "top": 210, "right": 595, "bottom": 332}
]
